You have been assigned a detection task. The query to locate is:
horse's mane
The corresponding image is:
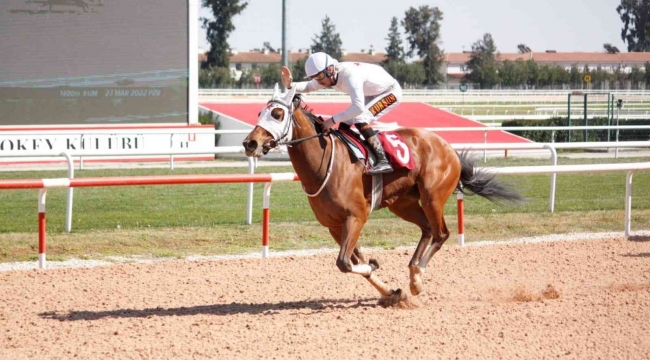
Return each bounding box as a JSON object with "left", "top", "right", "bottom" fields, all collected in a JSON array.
[{"left": 292, "top": 94, "right": 323, "bottom": 133}]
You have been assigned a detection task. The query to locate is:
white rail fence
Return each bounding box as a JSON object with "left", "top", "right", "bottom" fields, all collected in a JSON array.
[
  {"left": 199, "top": 89, "right": 650, "bottom": 98},
  {"left": 0, "top": 162, "right": 648, "bottom": 269},
  {"left": 2, "top": 126, "right": 649, "bottom": 233},
  {"left": 453, "top": 161, "right": 650, "bottom": 246}
]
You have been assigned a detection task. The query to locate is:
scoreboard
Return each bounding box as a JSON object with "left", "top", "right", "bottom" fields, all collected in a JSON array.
[{"left": 0, "top": 0, "right": 190, "bottom": 126}]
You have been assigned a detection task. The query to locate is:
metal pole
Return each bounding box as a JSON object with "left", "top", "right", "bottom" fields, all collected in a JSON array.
[
  {"left": 583, "top": 93, "right": 588, "bottom": 142},
  {"left": 281, "top": 0, "right": 288, "bottom": 89},
  {"left": 607, "top": 93, "right": 612, "bottom": 142},
  {"left": 614, "top": 106, "right": 621, "bottom": 159},
  {"left": 567, "top": 94, "right": 571, "bottom": 143}
]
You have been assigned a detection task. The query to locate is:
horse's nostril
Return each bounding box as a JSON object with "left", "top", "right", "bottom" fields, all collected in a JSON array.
[{"left": 243, "top": 140, "right": 257, "bottom": 151}]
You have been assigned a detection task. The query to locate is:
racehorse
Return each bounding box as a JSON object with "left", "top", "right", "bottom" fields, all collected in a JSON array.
[{"left": 243, "top": 85, "right": 522, "bottom": 306}]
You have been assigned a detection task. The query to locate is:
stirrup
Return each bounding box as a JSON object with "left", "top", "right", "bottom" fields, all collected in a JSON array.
[{"left": 367, "top": 162, "right": 393, "bottom": 175}]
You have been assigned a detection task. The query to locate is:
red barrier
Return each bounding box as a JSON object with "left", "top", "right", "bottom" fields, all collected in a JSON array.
[{"left": 0, "top": 173, "right": 300, "bottom": 269}]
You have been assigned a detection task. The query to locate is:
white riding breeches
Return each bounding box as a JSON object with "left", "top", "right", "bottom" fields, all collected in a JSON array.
[{"left": 350, "top": 82, "right": 403, "bottom": 125}]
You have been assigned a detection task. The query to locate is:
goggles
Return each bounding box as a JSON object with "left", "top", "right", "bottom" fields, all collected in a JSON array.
[{"left": 309, "top": 71, "right": 327, "bottom": 81}]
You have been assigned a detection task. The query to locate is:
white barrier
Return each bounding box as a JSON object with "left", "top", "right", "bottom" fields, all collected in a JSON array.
[
  {"left": 1, "top": 161, "right": 647, "bottom": 267},
  {"left": 3, "top": 139, "right": 650, "bottom": 234},
  {"left": 199, "top": 89, "right": 650, "bottom": 98},
  {"left": 455, "top": 162, "right": 650, "bottom": 246},
  {"left": 2, "top": 124, "right": 649, "bottom": 234}
]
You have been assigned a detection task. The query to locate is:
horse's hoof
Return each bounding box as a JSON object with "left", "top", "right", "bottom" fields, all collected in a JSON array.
[
  {"left": 369, "top": 258, "right": 380, "bottom": 272},
  {"left": 410, "top": 281, "right": 424, "bottom": 296},
  {"left": 409, "top": 266, "right": 424, "bottom": 296},
  {"left": 378, "top": 288, "right": 407, "bottom": 307}
]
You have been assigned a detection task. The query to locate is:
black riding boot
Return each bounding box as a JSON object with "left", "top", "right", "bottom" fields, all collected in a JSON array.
[{"left": 366, "top": 134, "right": 393, "bottom": 174}]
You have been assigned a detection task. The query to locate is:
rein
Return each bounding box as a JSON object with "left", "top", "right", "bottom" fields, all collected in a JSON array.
[
  {"left": 276, "top": 133, "right": 322, "bottom": 146},
  {"left": 302, "top": 133, "right": 335, "bottom": 197},
  {"left": 270, "top": 100, "right": 335, "bottom": 197}
]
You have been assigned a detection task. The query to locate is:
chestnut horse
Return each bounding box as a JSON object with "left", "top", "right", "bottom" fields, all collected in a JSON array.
[{"left": 243, "top": 85, "right": 522, "bottom": 305}]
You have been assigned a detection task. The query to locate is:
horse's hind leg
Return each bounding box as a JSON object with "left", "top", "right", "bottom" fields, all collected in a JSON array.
[
  {"left": 415, "top": 183, "right": 454, "bottom": 272},
  {"left": 388, "top": 197, "right": 433, "bottom": 296}
]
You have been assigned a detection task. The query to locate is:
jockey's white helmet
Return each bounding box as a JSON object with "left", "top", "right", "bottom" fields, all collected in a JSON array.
[{"left": 304, "top": 52, "right": 338, "bottom": 79}]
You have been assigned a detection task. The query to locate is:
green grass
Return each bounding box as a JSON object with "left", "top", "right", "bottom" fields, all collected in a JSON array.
[{"left": 0, "top": 156, "right": 649, "bottom": 262}]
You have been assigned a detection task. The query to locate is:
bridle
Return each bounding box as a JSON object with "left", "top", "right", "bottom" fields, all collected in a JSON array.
[{"left": 264, "top": 101, "right": 335, "bottom": 198}]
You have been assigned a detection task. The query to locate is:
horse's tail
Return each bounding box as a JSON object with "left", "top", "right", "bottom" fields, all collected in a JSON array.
[{"left": 456, "top": 150, "right": 525, "bottom": 205}]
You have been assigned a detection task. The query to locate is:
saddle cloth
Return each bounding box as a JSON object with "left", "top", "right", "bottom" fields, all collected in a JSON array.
[{"left": 334, "top": 128, "right": 416, "bottom": 171}]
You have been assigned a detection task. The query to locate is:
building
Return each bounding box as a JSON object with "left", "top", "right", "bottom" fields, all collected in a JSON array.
[
  {"left": 199, "top": 48, "right": 386, "bottom": 80},
  {"left": 200, "top": 49, "right": 650, "bottom": 87},
  {"left": 444, "top": 51, "right": 650, "bottom": 87}
]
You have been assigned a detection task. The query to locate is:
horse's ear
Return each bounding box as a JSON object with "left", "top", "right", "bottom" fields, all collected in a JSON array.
[
  {"left": 283, "top": 85, "right": 296, "bottom": 105},
  {"left": 292, "top": 94, "right": 302, "bottom": 109},
  {"left": 272, "top": 83, "right": 280, "bottom": 99}
]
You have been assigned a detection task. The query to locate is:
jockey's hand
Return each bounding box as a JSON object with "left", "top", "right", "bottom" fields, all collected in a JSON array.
[
  {"left": 281, "top": 66, "right": 293, "bottom": 89},
  {"left": 321, "top": 117, "right": 335, "bottom": 135}
]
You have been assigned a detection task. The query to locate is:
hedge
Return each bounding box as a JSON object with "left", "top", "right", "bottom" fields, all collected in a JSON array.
[{"left": 501, "top": 117, "right": 650, "bottom": 143}]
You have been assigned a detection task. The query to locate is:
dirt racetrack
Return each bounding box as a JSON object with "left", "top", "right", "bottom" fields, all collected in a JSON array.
[{"left": 1, "top": 236, "right": 649, "bottom": 359}]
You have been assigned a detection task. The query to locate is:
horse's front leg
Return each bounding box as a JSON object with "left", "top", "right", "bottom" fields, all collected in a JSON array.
[
  {"left": 328, "top": 228, "right": 367, "bottom": 266},
  {"left": 336, "top": 217, "right": 404, "bottom": 303}
]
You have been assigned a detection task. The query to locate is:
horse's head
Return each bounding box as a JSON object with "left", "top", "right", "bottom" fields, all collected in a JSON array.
[{"left": 242, "top": 84, "right": 296, "bottom": 157}]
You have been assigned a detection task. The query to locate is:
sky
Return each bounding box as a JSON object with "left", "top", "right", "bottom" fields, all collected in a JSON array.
[{"left": 199, "top": 0, "right": 627, "bottom": 55}]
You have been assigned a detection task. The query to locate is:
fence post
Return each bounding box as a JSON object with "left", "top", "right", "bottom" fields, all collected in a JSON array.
[
  {"left": 262, "top": 182, "right": 273, "bottom": 258},
  {"left": 625, "top": 171, "right": 634, "bottom": 237},
  {"left": 61, "top": 151, "right": 74, "bottom": 233},
  {"left": 456, "top": 192, "right": 465, "bottom": 246},
  {"left": 544, "top": 145, "right": 558, "bottom": 213},
  {"left": 246, "top": 157, "right": 255, "bottom": 225},
  {"left": 38, "top": 189, "right": 48, "bottom": 269},
  {"left": 483, "top": 131, "right": 488, "bottom": 162}
]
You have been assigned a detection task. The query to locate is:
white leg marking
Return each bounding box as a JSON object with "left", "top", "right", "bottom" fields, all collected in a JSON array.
[{"left": 351, "top": 264, "right": 373, "bottom": 276}]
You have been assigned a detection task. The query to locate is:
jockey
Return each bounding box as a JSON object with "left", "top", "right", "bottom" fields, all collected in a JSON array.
[{"left": 281, "top": 52, "right": 402, "bottom": 175}]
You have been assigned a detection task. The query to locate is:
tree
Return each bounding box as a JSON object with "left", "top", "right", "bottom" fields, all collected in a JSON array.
[
  {"left": 526, "top": 59, "right": 540, "bottom": 87},
  {"left": 517, "top": 44, "right": 531, "bottom": 53},
  {"left": 569, "top": 65, "right": 582, "bottom": 87},
  {"left": 603, "top": 43, "right": 621, "bottom": 53},
  {"left": 198, "top": 67, "right": 235, "bottom": 88},
  {"left": 384, "top": 17, "right": 405, "bottom": 64},
  {"left": 291, "top": 57, "right": 307, "bottom": 81},
  {"left": 465, "top": 33, "right": 500, "bottom": 89},
  {"left": 383, "top": 61, "right": 426, "bottom": 88},
  {"left": 311, "top": 16, "right": 343, "bottom": 60},
  {"left": 629, "top": 66, "right": 644, "bottom": 89},
  {"left": 617, "top": 0, "right": 650, "bottom": 52},
  {"left": 201, "top": 0, "right": 248, "bottom": 68},
  {"left": 402, "top": 6, "right": 445, "bottom": 86},
  {"left": 499, "top": 60, "right": 528, "bottom": 88}
]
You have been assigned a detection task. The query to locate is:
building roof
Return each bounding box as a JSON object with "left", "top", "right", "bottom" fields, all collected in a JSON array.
[
  {"left": 445, "top": 52, "right": 650, "bottom": 65},
  {"left": 199, "top": 50, "right": 386, "bottom": 65}
]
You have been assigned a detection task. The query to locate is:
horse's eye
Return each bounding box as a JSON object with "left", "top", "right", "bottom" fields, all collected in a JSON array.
[{"left": 271, "top": 108, "right": 284, "bottom": 121}]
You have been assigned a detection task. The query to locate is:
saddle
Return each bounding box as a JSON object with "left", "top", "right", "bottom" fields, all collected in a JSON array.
[{"left": 334, "top": 123, "right": 415, "bottom": 172}]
